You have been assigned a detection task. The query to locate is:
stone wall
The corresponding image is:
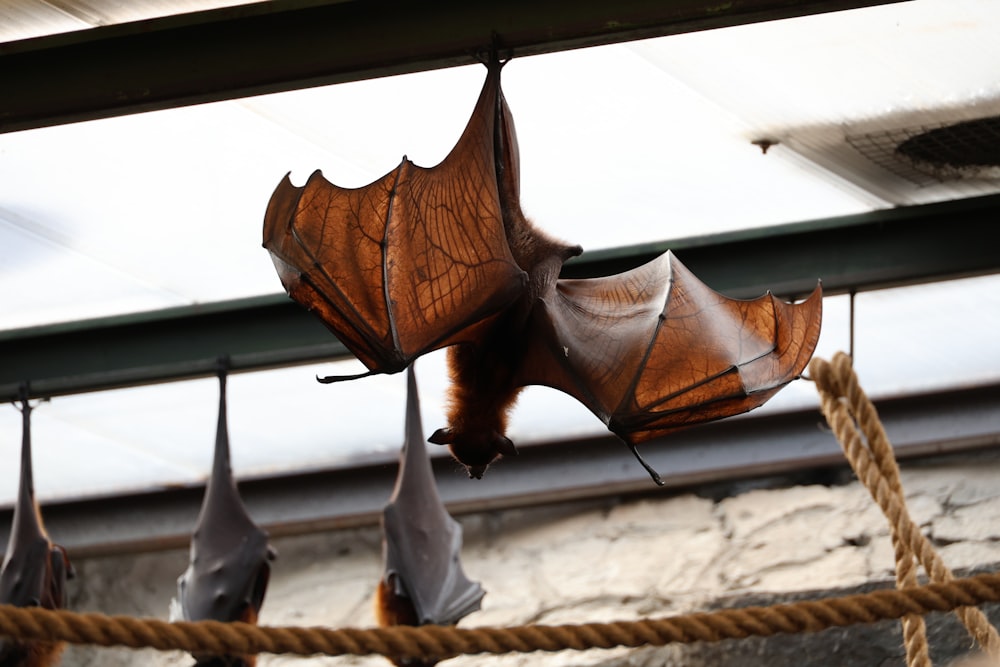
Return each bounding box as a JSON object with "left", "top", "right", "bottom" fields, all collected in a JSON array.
[{"left": 60, "top": 448, "right": 1000, "bottom": 667}]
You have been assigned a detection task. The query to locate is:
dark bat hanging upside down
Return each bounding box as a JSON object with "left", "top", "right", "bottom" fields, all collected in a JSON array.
[
  {"left": 171, "top": 366, "right": 276, "bottom": 667},
  {"left": 375, "top": 364, "right": 484, "bottom": 667},
  {"left": 0, "top": 391, "right": 74, "bottom": 667},
  {"left": 262, "top": 56, "right": 822, "bottom": 485}
]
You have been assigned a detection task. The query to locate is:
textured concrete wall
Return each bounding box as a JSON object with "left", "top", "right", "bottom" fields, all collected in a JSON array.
[{"left": 59, "top": 449, "right": 1000, "bottom": 667}]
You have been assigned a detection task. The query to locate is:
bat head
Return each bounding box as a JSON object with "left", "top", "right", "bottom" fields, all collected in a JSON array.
[{"left": 427, "top": 427, "right": 517, "bottom": 479}]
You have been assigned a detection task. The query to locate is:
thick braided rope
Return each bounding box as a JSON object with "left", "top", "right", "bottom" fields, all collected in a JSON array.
[
  {"left": 2, "top": 574, "right": 1000, "bottom": 661},
  {"left": 812, "top": 352, "right": 1000, "bottom": 658},
  {"left": 836, "top": 353, "right": 932, "bottom": 666},
  {"left": 811, "top": 352, "right": 929, "bottom": 665},
  {"left": 810, "top": 352, "right": 1000, "bottom": 662}
]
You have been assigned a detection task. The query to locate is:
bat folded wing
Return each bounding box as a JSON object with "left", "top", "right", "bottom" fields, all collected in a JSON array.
[
  {"left": 382, "top": 505, "right": 484, "bottom": 626},
  {"left": 0, "top": 400, "right": 74, "bottom": 666},
  {"left": 379, "top": 366, "right": 485, "bottom": 628},
  {"left": 520, "top": 251, "right": 822, "bottom": 444},
  {"left": 172, "top": 370, "right": 275, "bottom": 640}
]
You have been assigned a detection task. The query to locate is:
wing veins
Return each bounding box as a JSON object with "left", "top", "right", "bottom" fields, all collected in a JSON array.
[
  {"left": 285, "top": 222, "right": 386, "bottom": 351},
  {"left": 382, "top": 162, "right": 407, "bottom": 356}
]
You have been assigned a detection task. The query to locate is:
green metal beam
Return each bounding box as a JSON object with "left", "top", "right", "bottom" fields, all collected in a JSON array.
[
  {"left": 563, "top": 191, "right": 1000, "bottom": 298},
  {"left": 1, "top": 194, "right": 997, "bottom": 401},
  {"left": 0, "top": 0, "right": 906, "bottom": 133}
]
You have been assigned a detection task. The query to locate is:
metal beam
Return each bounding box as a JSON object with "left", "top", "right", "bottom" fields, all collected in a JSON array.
[
  {"left": 3, "top": 379, "right": 997, "bottom": 557},
  {"left": 0, "top": 0, "right": 906, "bottom": 133},
  {"left": 565, "top": 191, "right": 1000, "bottom": 298},
  {"left": 1, "top": 193, "right": 997, "bottom": 401}
]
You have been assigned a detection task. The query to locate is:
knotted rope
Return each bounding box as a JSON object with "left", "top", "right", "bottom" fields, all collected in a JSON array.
[
  {"left": 810, "top": 351, "right": 1000, "bottom": 665},
  {"left": 1, "top": 352, "right": 997, "bottom": 664}
]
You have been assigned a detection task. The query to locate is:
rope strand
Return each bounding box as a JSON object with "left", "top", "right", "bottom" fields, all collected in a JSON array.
[
  {"left": 1, "top": 573, "right": 1000, "bottom": 662},
  {"left": 811, "top": 352, "right": 1000, "bottom": 664}
]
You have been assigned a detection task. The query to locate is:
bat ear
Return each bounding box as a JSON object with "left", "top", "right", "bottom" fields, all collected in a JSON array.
[
  {"left": 494, "top": 434, "right": 518, "bottom": 457},
  {"left": 428, "top": 427, "right": 454, "bottom": 445}
]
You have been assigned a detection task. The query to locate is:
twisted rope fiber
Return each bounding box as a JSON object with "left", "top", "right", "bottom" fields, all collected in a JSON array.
[
  {"left": 810, "top": 352, "right": 1000, "bottom": 663},
  {"left": 3, "top": 575, "right": 1000, "bottom": 661},
  {"left": 811, "top": 352, "right": 931, "bottom": 665},
  {"left": 838, "top": 353, "right": 932, "bottom": 666}
]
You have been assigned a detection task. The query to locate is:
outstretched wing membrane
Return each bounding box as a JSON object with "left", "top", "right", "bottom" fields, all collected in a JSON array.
[
  {"left": 520, "top": 251, "right": 822, "bottom": 444},
  {"left": 263, "top": 63, "right": 526, "bottom": 374}
]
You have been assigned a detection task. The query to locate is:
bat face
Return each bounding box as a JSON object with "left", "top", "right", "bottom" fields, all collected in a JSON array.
[
  {"left": 427, "top": 426, "right": 516, "bottom": 479},
  {"left": 376, "top": 366, "right": 484, "bottom": 648},
  {"left": 262, "top": 55, "right": 823, "bottom": 484},
  {"left": 0, "top": 398, "right": 73, "bottom": 667},
  {"left": 171, "top": 371, "right": 275, "bottom": 667}
]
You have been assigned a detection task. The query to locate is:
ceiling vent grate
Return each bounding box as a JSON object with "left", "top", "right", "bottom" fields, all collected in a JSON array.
[{"left": 847, "top": 115, "right": 1000, "bottom": 186}]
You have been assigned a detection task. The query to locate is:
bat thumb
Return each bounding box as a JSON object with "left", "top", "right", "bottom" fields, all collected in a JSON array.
[
  {"left": 428, "top": 428, "right": 453, "bottom": 445},
  {"left": 494, "top": 434, "right": 517, "bottom": 457}
]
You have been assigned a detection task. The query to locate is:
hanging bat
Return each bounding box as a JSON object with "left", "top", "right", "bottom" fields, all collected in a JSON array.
[
  {"left": 170, "top": 366, "right": 276, "bottom": 667},
  {"left": 0, "top": 390, "right": 73, "bottom": 667},
  {"left": 262, "top": 55, "right": 823, "bottom": 485},
  {"left": 375, "top": 365, "right": 484, "bottom": 667}
]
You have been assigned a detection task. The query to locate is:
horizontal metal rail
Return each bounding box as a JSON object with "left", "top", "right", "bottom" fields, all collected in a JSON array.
[
  {"left": 0, "top": 0, "right": 903, "bottom": 133},
  {"left": 1, "top": 193, "right": 997, "bottom": 401},
  {"left": 2, "top": 379, "right": 997, "bottom": 557}
]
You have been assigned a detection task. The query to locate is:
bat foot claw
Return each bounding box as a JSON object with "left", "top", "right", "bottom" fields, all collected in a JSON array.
[
  {"left": 625, "top": 441, "right": 664, "bottom": 486},
  {"left": 316, "top": 369, "right": 380, "bottom": 383}
]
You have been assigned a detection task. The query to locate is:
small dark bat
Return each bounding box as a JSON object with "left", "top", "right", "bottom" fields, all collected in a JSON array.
[
  {"left": 262, "top": 56, "right": 822, "bottom": 485},
  {"left": 0, "top": 391, "right": 73, "bottom": 667},
  {"left": 375, "top": 364, "right": 484, "bottom": 667},
  {"left": 171, "top": 367, "right": 276, "bottom": 667}
]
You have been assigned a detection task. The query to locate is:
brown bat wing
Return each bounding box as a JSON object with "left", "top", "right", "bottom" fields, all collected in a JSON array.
[
  {"left": 263, "top": 61, "right": 527, "bottom": 376},
  {"left": 517, "top": 251, "right": 822, "bottom": 482},
  {"left": 173, "top": 369, "right": 275, "bottom": 632},
  {"left": 381, "top": 365, "right": 484, "bottom": 626}
]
